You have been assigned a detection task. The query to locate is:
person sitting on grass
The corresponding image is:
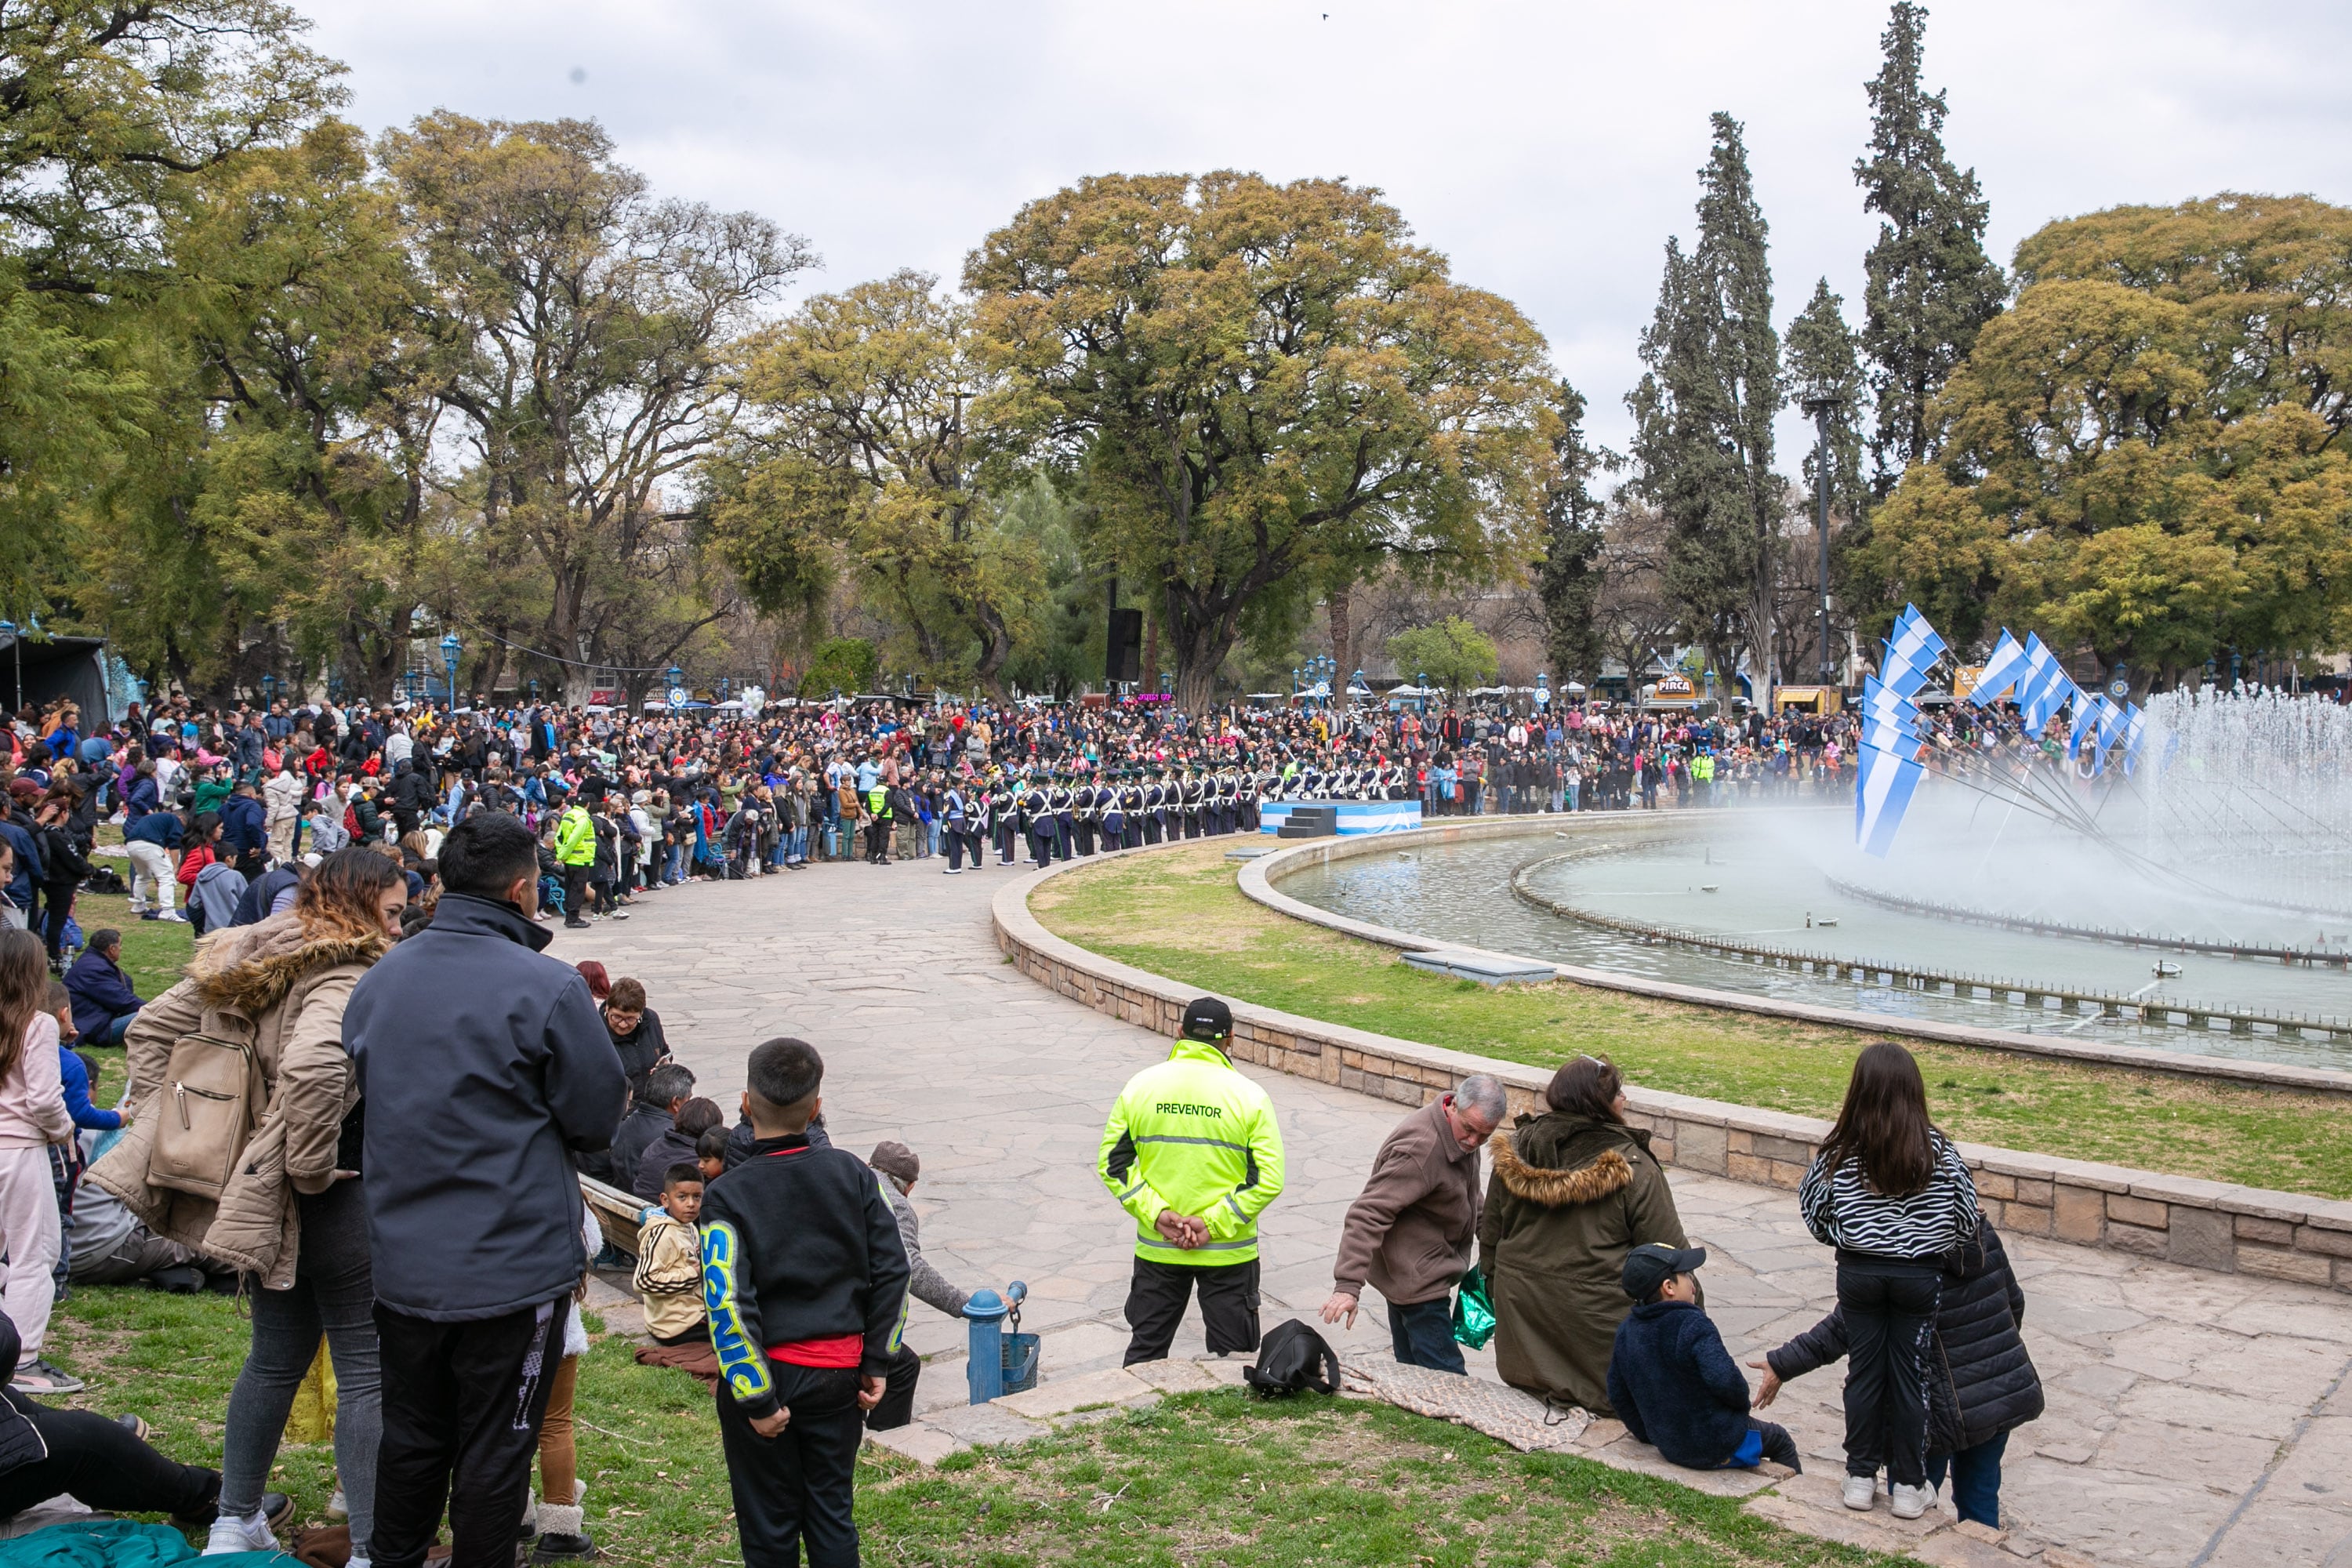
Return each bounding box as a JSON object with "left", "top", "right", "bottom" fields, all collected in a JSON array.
[
  {"left": 0, "top": 1304, "right": 258, "bottom": 1529},
  {"left": 1606, "top": 1243, "right": 1802, "bottom": 1475},
  {"left": 64, "top": 930, "right": 141, "bottom": 1049},
  {"left": 634, "top": 1163, "right": 708, "bottom": 1348}
]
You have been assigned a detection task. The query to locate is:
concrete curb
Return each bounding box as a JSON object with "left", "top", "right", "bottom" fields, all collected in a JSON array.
[{"left": 994, "top": 835, "right": 2352, "bottom": 1294}]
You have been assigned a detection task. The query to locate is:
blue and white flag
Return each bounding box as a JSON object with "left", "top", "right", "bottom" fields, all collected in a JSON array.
[
  {"left": 1969, "top": 630, "right": 2029, "bottom": 706},
  {"left": 1879, "top": 605, "right": 1947, "bottom": 699},
  {"left": 2067, "top": 687, "right": 2103, "bottom": 755},
  {"left": 1859, "top": 676, "right": 1921, "bottom": 728},
  {"left": 2096, "top": 695, "right": 2128, "bottom": 749},
  {"left": 2122, "top": 702, "right": 2147, "bottom": 772},
  {"left": 2014, "top": 636, "right": 2067, "bottom": 731},
  {"left": 1855, "top": 739, "right": 1926, "bottom": 858}
]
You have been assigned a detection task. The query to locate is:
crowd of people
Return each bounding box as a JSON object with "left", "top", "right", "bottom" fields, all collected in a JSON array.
[
  {"left": 0, "top": 684, "right": 2069, "bottom": 1566},
  {"left": 4, "top": 686, "right": 1875, "bottom": 952}
]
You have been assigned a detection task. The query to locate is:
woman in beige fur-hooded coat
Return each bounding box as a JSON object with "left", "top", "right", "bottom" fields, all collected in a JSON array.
[
  {"left": 1475, "top": 1055, "right": 1690, "bottom": 1418},
  {"left": 89, "top": 848, "right": 408, "bottom": 1558},
  {"left": 90, "top": 853, "right": 403, "bottom": 1286}
]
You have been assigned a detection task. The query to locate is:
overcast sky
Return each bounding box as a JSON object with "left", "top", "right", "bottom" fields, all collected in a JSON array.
[{"left": 303, "top": 0, "right": 2352, "bottom": 457}]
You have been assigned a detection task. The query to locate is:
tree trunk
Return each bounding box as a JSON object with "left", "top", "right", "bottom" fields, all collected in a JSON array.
[{"left": 1330, "top": 581, "right": 1354, "bottom": 710}]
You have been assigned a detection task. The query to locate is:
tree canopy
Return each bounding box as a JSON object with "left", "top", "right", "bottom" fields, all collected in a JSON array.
[{"left": 967, "top": 172, "right": 1558, "bottom": 711}]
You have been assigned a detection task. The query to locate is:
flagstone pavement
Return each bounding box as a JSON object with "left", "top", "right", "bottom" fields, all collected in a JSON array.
[{"left": 553, "top": 855, "right": 2352, "bottom": 1568}]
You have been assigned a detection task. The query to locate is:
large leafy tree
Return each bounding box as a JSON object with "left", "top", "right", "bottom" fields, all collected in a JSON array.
[
  {"left": 1853, "top": 200, "right": 2352, "bottom": 686},
  {"left": 708, "top": 270, "right": 1039, "bottom": 697},
  {"left": 0, "top": 0, "right": 339, "bottom": 626},
  {"left": 967, "top": 172, "right": 1557, "bottom": 712},
  {"left": 1628, "top": 114, "right": 1781, "bottom": 701},
  {"left": 1855, "top": 1, "right": 2005, "bottom": 490},
  {"left": 1532, "top": 381, "right": 1610, "bottom": 684},
  {"left": 82, "top": 122, "right": 452, "bottom": 698},
  {"left": 1784, "top": 279, "right": 1868, "bottom": 679},
  {"left": 379, "top": 113, "right": 811, "bottom": 704}
]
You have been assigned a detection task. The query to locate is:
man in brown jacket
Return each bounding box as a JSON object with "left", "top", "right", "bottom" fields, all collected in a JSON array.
[{"left": 1321, "top": 1075, "right": 1505, "bottom": 1374}]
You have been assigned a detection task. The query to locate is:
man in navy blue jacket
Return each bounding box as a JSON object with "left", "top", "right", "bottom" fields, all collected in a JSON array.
[
  {"left": 1608, "top": 1244, "right": 1801, "bottom": 1474},
  {"left": 344, "top": 811, "right": 626, "bottom": 1568},
  {"left": 64, "top": 931, "right": 141, "bottom": 1045}
]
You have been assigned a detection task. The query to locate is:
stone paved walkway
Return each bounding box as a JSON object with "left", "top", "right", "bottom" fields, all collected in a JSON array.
[{"left": 554, "top": 856, "right": 2352, "bottom": 1568}]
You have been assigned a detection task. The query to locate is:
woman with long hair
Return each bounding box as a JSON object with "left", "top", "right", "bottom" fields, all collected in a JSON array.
[
  {"left": 90, "top": 848, "right": 408, "bottom": 1562},
  {"left": 0, "top": 928, "right": 75, "bottom": 1392},
  {"left": 1798, "top": 1041, "right": 1980, "bottom": 1522},
  {"left": 1475, "top": 1054, "right": 1690, "bottom": 1417}
]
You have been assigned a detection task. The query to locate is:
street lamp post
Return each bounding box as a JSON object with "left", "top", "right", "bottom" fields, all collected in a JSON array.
[
  {"left": 1415, "top": 668, "right": 1428, "bottom": 715},
  {"left": 666, "top": 664, "right": 684, "bottom": 715},
  {"left": 439, "top": 633, "right": 462, "bottom": 710},
  {"left": 1801, "top": 394, "right": 1845, "bottom": 688}
]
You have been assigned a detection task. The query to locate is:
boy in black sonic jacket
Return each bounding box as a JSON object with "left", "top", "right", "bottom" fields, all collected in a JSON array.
[{"left": 700, "top": 1037, "right": 909, "bottom": 1567}]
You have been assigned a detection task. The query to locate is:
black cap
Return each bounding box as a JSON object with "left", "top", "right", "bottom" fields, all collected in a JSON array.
[
  {"left": 1621, "top": 1242, "right": 1708, "bottom": 1301},
  {"left": 1181, "top": 996, "right": 1233, "bottom": 1042}
]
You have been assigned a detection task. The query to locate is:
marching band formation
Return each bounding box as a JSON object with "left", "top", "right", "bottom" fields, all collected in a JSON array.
[{"left": 960, "top": 758, "right": 1417, "bottom": 866}]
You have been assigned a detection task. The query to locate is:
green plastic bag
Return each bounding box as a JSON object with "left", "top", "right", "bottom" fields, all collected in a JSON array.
[{"left": 1450, "top": 1266, "right": 1496, "bottom": 1348}]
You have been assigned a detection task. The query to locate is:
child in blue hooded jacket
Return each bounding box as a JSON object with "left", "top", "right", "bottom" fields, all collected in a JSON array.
[{"left": 1607, "top": 1243, "right": 1801, "bottom": 1473}]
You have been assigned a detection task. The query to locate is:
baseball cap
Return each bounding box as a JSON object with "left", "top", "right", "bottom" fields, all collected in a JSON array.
[
  {"left": 1180, "top": 996, "right": 1233, "bottom": 1043},
  {"left": 1621, "top": 1242, "right": 1708, "bottom": 1301}
]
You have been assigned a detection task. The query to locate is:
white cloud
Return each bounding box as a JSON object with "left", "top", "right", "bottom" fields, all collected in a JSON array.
[{"left": 303, "top": 0, "right": 2352, "bottom": 456}]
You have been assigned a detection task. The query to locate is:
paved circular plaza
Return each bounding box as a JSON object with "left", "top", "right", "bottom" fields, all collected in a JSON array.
[{"left": 554, "top": 856, "right": 2352, "bottom": 1568}]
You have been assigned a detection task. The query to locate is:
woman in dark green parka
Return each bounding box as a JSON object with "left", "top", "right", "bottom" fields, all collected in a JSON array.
[{"left": 1476, "top": 1055, "right": 1691, "bottom": 1417}]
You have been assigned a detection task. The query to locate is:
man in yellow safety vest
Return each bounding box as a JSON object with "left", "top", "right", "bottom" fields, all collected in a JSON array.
[{"left": 1097, "top": 996, "right": 1286, "bottom": 1364}]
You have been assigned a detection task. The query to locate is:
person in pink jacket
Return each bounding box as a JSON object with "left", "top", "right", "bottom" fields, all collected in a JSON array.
[{"left": 0, "top": 929, "right": 76, "bottom": 1393}]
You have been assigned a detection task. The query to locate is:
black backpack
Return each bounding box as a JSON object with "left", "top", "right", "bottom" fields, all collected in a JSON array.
[{"left": 1243, "top": 1319, "right": 1340, "bottom": 1398}]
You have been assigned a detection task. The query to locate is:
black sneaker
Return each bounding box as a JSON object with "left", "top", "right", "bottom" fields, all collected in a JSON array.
[{"left": 530, "top": 1531, "right": 601, "bottom": 1563}]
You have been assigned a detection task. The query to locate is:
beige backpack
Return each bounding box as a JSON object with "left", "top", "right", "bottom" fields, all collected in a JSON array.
[{"left": 147, "top": 1007, "right": 264, "bottom": 1200}]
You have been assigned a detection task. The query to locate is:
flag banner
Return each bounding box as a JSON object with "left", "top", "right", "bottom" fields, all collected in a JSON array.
[
  {"left": 1860, "top": 676, "right": 1921, "bottom": 728},
  {"left": 1969, "top": 630, "right": 2028, "bottom": 705},
  {"left": 1885, "top": 604, "right": 1949, "bottom": 679},
  {"left": 1858, "top": 717, "right": 1922, "bottom": 758},
  {"left": 2123, "top": 702, "right": 2147, "bottom": 772},
  {"left": 1855, "top": 739, "right": 1926, "bottom": 858},
  {"left": 2096, "top": 694, "right": 2128, "bottom": 748},
  {"left": 2067, "top": 687, "right": 2103, "bottom": 754}
]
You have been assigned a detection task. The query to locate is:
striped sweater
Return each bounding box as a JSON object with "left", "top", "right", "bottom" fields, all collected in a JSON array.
[{"left": 1798, "top": 1131, "right": 1980, "bottom": 1258}]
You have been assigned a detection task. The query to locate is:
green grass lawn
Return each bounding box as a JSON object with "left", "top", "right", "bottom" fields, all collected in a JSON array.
[
  {"left": 43, "top": 1284, "right": 1900, "bottom": 1568},
  {"left": 1034, "top": 844, "right": 2352, "bottom": 1200}
]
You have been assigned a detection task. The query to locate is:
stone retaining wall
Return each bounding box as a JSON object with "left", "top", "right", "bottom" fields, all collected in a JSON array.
[{"left": 998, "top": 848, "right": 2352, "bottom": 1293}]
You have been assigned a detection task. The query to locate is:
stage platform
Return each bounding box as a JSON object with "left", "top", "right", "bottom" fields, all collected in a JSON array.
[{"left": 1258, "top": 799, "right": 1423, "bottom": 837}]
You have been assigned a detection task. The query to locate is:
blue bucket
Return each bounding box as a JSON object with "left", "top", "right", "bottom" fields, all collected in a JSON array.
[{"left": 1001, "top": 1301, "right": 1040, "bottom": 1394}]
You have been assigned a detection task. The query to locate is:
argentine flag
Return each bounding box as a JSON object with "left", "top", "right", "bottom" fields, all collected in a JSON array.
[
  {"left": 1969, "top": 630, "right": 2029, "bottom": 706},
  {"left": 1855, "top": 738, "right": 1926, "bottom": 858}
]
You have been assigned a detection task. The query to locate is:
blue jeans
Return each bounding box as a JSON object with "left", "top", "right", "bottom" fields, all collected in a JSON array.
[
  {"left": 1926, "top": 1429, "right": 2007, "bottom": 1528},
  {"left": 1388, "top": 1296, "right": 1465, "bottom": 1375}
]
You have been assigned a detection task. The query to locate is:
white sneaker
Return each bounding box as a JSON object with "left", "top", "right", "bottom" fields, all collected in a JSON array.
[
  {"left": 1842, "top": 1475, "right": 1876, "bottom": 1511},
  {"left": 1889, "top": 1481, "right": 1933, "bottom": 1520},
  {"left": 327, "top": 1488, "right": 347, "bottom": 1519},
  {"left": 204, "top": 1511, "right": 274, "bottom": 1554}
]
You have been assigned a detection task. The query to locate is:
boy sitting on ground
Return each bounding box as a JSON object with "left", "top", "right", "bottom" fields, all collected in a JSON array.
[
  {"left": 634, "top": 1163, "right": 708, "bottom": 1348},
  {"left": 1608, "top": 1243, "right": 1801, "bottom": 1474},
  {"left": 702, "top": 1036, "right": 909, "bottom": 1566}
]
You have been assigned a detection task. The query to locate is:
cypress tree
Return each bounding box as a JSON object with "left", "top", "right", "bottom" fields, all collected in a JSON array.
[
  {"left": 1784, "top": 279, "right": 1869, "bottom": 530},
  {"left": 1857, "top": 1, "right": 2006, "bottom": 490},
  {"left": 1534, "top": 381, "right": 1611, "bottom": 685},
  {"left": 1628, "top": 112, "right": 1782, "bottom": 705}
]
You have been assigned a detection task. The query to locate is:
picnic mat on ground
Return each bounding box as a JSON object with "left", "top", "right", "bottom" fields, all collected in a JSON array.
[
  {"left": 634, "top": 1340, "right": 721, "bottom": 1390},
  {"left": 1341, "top": 1355, "right": 1593, "bottom": 1453},
  {"left": 0, "top": 1520, "right": 285, "bottom": 1566}
]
